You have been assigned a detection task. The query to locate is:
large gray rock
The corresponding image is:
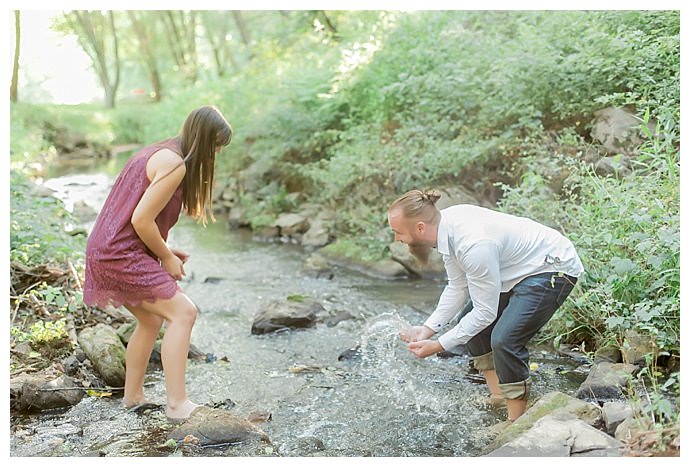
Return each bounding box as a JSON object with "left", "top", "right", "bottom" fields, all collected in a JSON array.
[
  {"left": 576, "top": 362, "right": 638, "bottom": 401},
  {"left": 251, "top": 299, "right": 324, "bottom": 334},
  {"left": 482, "top": 391, "right": 602, "bottom": 454},
  {"left": 275, "top": 213, "right": 310, "bottom": 237},
  {"left": 319, "top": 241, "right": 409, "bottom": 280},
  {"left": 301, "top": 218, "right": 332, "bottom": 248},
  {"left": 77, "top": 324, "right": 126, "bottom": 387},
  {"left": 11, "top": 373, "right": 84, "bottom": 413},
  {"left": 485, "top": 414, "right": 623, "bottom": 457},
  {"left": 169, "top": 406, "right": 270, "bottom": 446}
]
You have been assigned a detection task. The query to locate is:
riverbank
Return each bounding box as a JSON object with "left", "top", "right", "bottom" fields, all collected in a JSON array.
[{"left": 9, "top": 168, "right": 679, "bottom": 456}]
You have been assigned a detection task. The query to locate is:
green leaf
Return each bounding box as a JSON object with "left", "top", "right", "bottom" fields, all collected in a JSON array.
[{"left": 611, "top": 257, "right": 636, "bottom": 274}]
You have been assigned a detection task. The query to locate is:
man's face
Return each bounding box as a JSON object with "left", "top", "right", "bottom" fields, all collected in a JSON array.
[
  {"left": 388, "top": 209, "right": 426, "bottom": 246},
  {"left": 388, "top": 208, "right": 433, "bottom": 265}
]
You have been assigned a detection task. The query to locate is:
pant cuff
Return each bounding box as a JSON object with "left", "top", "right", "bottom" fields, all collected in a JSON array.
[
  {"left": 472, "top": 351, "right": 494, "bottom": 371},
  {"left": 499, "top": 378, "right": 532, "bottom": 400}
]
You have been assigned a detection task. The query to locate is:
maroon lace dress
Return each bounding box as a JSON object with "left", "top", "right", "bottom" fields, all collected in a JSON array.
[{"left": 83, "top": 138, "right": 184, "bottom": 309}]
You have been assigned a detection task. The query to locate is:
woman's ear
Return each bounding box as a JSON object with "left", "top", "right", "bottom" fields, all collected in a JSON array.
[{"left": 416, "top": 221, "right": 426, "bottom": 234}]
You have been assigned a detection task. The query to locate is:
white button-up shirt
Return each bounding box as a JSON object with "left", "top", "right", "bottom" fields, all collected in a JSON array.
[{"left": 424, "top": 204, "right": 584, "bottom": 351}]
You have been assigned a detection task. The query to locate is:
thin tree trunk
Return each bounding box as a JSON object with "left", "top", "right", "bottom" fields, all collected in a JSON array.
[
  {"left": 319, "top": 11, "right": 338, "bottom": 36},
  {"left": 128, "top": 11, "right": 162, "bottom": 100},
  {"left": 69, "top": 11, "right": 120, "bottom": 108},
  {"left": 232, "top": 11, "right": 251, "bottom": 46},
  {"left": 108, "top": 11, "right": 121, "bottom": 108},
  {"left": 10, "top": 11, "right": 20, "bottom": 102}
]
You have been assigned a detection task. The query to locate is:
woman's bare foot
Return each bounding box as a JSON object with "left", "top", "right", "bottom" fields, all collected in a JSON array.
[
  {"left": 123, "top": 397, "right": 151, "bottom": 409},
  {"left": 166, "top": 399, "right": 200, "bottom": 422}
]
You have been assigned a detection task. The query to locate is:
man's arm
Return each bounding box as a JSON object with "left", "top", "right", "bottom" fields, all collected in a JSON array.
[
  {"left": 437, "top": 240, "right": 502, "bottom": 350},
  {"left": 422, "top": 253, "right": 469, "bottom": 334}
]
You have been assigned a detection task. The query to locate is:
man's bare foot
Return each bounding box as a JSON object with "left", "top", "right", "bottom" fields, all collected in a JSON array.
[{"left": 166, "top": 400, "right": 200, "bottom": 422}]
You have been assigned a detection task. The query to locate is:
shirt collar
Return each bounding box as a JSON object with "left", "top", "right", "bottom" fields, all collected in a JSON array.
[{"left": 436, "top": 210, "right": 450, "bottom": 256}]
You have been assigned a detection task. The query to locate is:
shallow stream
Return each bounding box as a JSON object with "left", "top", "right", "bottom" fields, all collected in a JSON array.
[{"left": 10, "top": 163, "right": 585, "bottom": 457}]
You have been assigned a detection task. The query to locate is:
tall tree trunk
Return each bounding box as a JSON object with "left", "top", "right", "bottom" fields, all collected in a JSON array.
[
  {"left": 10, "top": 11, "right": 20, "bottom": 102},
  {"left": 66, "top": 11, "right": 121, "bottom": 108},
  {"left": 128, "top": 11, "right": 163, "bottom": 100},
  {"left": 202, "top": 11, "right": 238, "bottom": 77},
  {"left": 162, "top": 11, "right": 198, "bottom": 82}
]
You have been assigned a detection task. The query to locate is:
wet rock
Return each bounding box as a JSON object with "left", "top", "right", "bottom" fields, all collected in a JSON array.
[
  {"left": 11, "top": 373, "right": 84, "bottom": 413},
  {"left": 602, "top": 401, "right": 634, "bottom": 436},
  {"left": 77, "top": 324, "right": 127, "bottom": 387},
  {"left": 320, "top": 241, "right": 409, "bottom": 280},
  {"left": 389, "top": 241, "right": 445, "bottom": 279},
  {"left": 169, "top": 406, "right": 270, "bottom": 446},
  {"left": 484, "top": 414, "right": 623, "bottom": 457},
  {"left": 203, "top": 276, "right": 226, "bottom": 284},
  {"left": 338, "top": 345, "right": 362, "bottom": 362},
  {"left": 322, "top": 310, "right": 354, "bottom": 327},
  {"left": 251, "top": 299, "right": 324, "bottom": 334},
  {"left": 300, "top": 253, "right": 334, "bottom": 280},
  {"left": 575, "top": 362, "right": 638, "bottom": 401}
]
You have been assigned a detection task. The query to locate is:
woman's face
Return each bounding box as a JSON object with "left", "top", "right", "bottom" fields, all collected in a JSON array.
[{"left": 214, "top": 134, "right": 224, "bottom": 153}]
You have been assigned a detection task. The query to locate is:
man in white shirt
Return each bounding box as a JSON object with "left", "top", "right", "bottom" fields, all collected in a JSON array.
[{"left": 388, "top": 189, "right": 583, "bottom": 422}]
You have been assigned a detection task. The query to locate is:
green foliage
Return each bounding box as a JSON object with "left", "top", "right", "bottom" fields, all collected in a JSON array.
[
  {"left": 10, "top": 170, "right": 85, "bottom": 266},
  {"left": 499, "top": 114, "right": 679, "bottom": 356},
  {"left": 11, "top": 319, "right": 69, "bottom": 347}
]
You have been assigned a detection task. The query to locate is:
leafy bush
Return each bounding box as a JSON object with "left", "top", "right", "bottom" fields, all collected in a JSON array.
[
  {"left": 10, "top": 170, "right": 85, "bottom": 266},
  {"left": 498, "top": 116, "right": 679, "bottom": 356}
]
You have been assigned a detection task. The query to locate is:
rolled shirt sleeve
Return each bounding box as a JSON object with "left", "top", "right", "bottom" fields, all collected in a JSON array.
[
  {"left": 423, "top": 253, "right": 468, "bottom": 333},
  {"left": 437, "top": 240, "right": 502, "bottom": 350}
]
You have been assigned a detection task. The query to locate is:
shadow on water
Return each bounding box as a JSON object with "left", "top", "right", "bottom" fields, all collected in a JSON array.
[{"left": 10, "top": 168, "right": 586, "bottom": 457}]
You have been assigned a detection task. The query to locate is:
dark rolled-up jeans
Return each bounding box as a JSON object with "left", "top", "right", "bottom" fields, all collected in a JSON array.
[{"left": 460, "top": 272, "right": 577, "bottom": 400}]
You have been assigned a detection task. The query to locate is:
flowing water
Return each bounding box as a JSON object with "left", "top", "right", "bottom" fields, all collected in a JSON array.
[{"left": 10, "top": 162, "right": 586, "bottom": 457}]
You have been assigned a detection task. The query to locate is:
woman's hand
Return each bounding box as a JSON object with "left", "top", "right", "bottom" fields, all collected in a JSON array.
[
  {"left": 170, "top": 248, "right": 190, "bottom": 264},
  {"left": 161, "top": 253, "right": 185, "bottom": 280},
  {"left": 400, "top": 325, "right": 435, "bottom": 343},
  {"left": 407, "top": 340, "right": 443, "bottom": 359}
]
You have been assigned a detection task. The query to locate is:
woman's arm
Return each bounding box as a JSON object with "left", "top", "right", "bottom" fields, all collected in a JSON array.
[{"left": 131, "top": 149, "right": 186, "bottom": 279}]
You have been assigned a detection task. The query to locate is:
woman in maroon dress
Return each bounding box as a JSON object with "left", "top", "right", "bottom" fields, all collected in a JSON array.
[{"left": 83, "top": 105, "right": 232, "bottom": 421}]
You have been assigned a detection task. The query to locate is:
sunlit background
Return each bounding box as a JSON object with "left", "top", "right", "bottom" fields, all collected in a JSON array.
[{"left": 9, "top": 10, "right": 101, "bottom": 104}]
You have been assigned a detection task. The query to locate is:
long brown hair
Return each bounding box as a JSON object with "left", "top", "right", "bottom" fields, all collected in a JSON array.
[{"left": 179, "top": 105, "right": 232, "bottom": 225}]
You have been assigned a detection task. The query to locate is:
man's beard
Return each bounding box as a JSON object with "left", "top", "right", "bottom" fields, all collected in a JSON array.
[{"left": 408, "top": 243, "right": 432, "bottom": 266}]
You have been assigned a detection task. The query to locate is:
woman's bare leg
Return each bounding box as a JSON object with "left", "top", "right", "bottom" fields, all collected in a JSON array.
[
  {"left": 122, "top": 305, "right": 164, "bottom": 407},
  {"left": 136, "top": 292, "right": 199, "bottom": 420}
]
